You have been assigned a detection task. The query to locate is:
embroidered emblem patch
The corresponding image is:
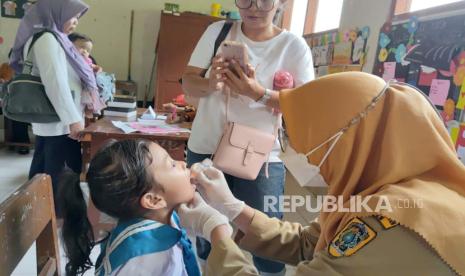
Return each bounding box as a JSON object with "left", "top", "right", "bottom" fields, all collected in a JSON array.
[
  {"left": 328, "top": 217, "right": 376, "bottom": 257},
  {"left": 376, "top": 216, "right": 399, "bottom": 229}
]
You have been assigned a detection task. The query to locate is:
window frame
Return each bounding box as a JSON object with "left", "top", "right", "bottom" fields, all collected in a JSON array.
[
  {"left": 393, "top": 0, "right": 465, "bottom": 20},
  {"left": 281, "top": 0, "right": 343, "bottom": 35}
]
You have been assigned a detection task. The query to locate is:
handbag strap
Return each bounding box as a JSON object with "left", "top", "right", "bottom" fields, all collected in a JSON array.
[
  {"left": 180, "top": 21, "right": 233, "bottom": 84},
  {"left": 223, "top": 22, "right": 237, "bottom": 125},
  {"left": 199, "top": 21, "right": 233, "bottom": 79},
  {"left": 223, "top": 22, "right": 281, "bottom": 137},
  {"left": 214, "top": 21, "right": 234, "bottom": 57},
  {"left": 23, "top": 30, "right": 57, "bottom": 75}
]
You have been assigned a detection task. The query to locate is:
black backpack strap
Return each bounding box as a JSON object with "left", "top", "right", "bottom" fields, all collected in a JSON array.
[
  {"left": 179, "top": 21, "right": 234, "bottom": 83},
  {"left": 22, "top": 30, "right": 58, "bottom": 74},
  {"left": 213, "top": 21, "right": 233, "bottom": 57}
]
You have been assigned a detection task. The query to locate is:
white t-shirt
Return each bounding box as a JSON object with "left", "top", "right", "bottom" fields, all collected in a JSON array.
[{"left": 187, "top": 21, "right": 314, "bottom": 162}]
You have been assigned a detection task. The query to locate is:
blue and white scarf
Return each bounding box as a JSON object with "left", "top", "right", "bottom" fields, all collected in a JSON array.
[{"left": 95, "top": 213, "right": 200, "bottom": 276}]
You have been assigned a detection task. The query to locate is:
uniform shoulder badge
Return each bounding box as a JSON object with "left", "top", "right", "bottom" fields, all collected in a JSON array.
[
  {"left": 328, "top": 217, "right": 377, "bottom": 258},
  {"left": 376, "top": 215, "right": 399, "bottom": 229}
]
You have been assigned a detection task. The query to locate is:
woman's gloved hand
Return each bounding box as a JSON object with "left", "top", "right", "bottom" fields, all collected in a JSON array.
[
  {"left": 191, "top": 163, "right": 245, "bottom": 221},
  {"left": 177, "top": 192, "right": 232, "bottom": 242}
]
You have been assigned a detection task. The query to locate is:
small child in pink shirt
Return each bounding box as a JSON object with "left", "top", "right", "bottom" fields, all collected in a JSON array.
[{"left": 68, "top": 32, "right": 102, "bottom": 73}]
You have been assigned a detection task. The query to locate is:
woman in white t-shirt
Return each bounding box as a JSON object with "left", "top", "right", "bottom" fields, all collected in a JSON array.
[{"left": 182, "top": 1, "right": 314, "bottom": 274}]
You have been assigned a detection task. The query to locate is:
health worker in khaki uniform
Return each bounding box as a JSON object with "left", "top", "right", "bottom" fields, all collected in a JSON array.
[{"left": 178, "top": 72, "right": 465, "bottom": 275}]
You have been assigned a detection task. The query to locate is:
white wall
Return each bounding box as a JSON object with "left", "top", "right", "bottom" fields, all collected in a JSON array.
[
  {"left": 339, "top": 0, "right": 393, "bottom": 73},
  {"left": 0, "top": 0, "right": 392, "bottom": 130},
  {"left": 0, "top": 0, "right": 237, "bottom": 101}
]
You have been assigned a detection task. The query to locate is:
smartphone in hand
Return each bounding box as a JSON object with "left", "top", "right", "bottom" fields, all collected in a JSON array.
[{"left": 220, "top": 40, "right": 249, "bottom": 77}]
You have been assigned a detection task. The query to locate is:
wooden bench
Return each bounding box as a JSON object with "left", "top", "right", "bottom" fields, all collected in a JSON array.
[{"left": 0, "top": 174, "right": 60, "bottom": 276}]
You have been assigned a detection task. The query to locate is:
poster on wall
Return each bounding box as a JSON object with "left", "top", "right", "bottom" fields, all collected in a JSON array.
[
  {"left": 373, "top": 15, "right": 465, "bottom": 122},
  {"left": 1, "top": 0, "right": 34, "bottom": 19},
  {"left": 306, "top": 26, "right": 370, "bottom": 78},
  {"left": 373, "top": 15, "right": 465, "bottom": 160}
]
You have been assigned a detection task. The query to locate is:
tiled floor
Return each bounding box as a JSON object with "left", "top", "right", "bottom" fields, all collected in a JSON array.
[{"left": 1, "top": 147, "right": 317, "bottom": 275}]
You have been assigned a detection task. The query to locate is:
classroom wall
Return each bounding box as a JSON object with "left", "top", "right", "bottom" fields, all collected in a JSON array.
[
  {"left": 0, "top": 0, "right": 237, "bottom": 101},
  {"left": 0, "top": 0, "right": 236, "bottom": 131},
  {"left": 338, "top": 0, "right": 393, "bottom": 74}
]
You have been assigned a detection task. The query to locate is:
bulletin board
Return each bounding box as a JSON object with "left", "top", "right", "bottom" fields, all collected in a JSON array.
[
  {"left": 373, "top": 15, "right": 465, "bottom": 163},
  {"left": 305, "top": 26, "right": 370, "bottom": 78}
]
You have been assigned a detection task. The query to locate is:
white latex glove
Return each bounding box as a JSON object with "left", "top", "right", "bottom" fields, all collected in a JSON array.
[
  {"left": 192, "top": 164, "right": 245, "bottom": 221},
  {"left": 178, "top": 193, "right": 232, "bottom": 242}
]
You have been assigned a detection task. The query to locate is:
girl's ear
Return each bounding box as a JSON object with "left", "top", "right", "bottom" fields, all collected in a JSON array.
[{"left": 140, "top": 191, "right": 167, "bottom": 210}]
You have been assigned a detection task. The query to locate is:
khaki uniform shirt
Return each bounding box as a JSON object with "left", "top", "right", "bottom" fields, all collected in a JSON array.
[{"left": 206, "top": 212, "right": 455, "bottom": 275}]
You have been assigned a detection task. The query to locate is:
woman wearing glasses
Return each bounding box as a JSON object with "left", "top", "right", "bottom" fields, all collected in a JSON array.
[
  {"left": 179, "top": 72, "right": 464, "bottom": 275},
  {"left": 182, "top": 1, "right": 314, "bottom": 274}
]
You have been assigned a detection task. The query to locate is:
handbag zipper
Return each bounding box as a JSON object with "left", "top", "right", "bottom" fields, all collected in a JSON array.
[{"left": 9, "top": 80, "right": 43, "bottom": 86}]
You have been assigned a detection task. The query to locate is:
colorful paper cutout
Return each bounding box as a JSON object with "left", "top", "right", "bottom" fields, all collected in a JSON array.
[
  {"left": 457, "top": 124, "right": 465, "bottom": 148},
  {"left": 379, "top": 33, "right": 391, "bottom": 48},
  {"left": 378, "top": 49, "right": 388, "bottom": 62},
  {"left": 456, "top": 77, "right": 465, "bottom": 110},
  {"left": 408, "top": 17, "right": 419, "bottom": 34},
  {"left": 333, "top": 42, "right": 352, "bottom": 65},
  {"left": 349, "top": 31, "right": 358, "bottom": 42},
  {"left": 382, "top": 62, "right": 396, "bottom": 81},
  {"left": 453, "top": 66, "right": 465, "bottom": 86},
  {"left": 456, "top": 51, "right": 465, "bottom": 66},
  {"left": 448, "top": 120, "right": 460, "bottom": 147},
  {"left": 362, "top": 27, "right": 370, "bottom": 39},
  {"left": 395, "top": 44, "right": 407, "bottom": 63},
  {"left": 458, "top": 146, "right": 465, "bottom": 165},
  {"left": 441, "top": 99, "right": 456, "bottom": 123},
  {"left": 456, "top": 125, "right": 465, "bottom": 164},
  {"left": 429, "top": 79, "right": 450, "bottom": 106},
  {"left": 313, "top": 45, "right": 332, "bottom": 66},
  {"left": 418, "top": 68, "right": 438, "bottom": 86},
  {"left": 343, "top": 31, "right": 350, "bottom": 42},
  {"left": 352, "top": 36, "right": 365, "bottom": 63},
  {"left": 439, "top": 60, "right": 457, "bottom": 77}
]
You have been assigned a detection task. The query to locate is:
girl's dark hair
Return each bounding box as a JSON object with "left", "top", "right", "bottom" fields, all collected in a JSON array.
[
  {"left": 68, "top": 32, "right": 93, "bottom": 43},
  {"left": 60, "top": 139, "right": 157, "bottom": 275}
]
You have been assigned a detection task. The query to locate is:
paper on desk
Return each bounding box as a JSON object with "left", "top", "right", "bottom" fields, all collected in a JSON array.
[
  {"left": 140, "top": 106, "right": 168, "bottom": 120},
  {"left": 137, "top": 118, "right": 167, "bottom": 126},
  {"left": 129, "top": 122, "right": 190, "bottom": 134},
  {"left": 140, "top": 106, "right": 156, "bottom": 119},
  {"left": 112, "top": 121, "right": 137, "bottom": 134}
]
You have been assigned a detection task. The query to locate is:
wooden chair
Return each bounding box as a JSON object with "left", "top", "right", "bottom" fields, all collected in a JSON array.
[{"left": 0, "top": 174, "right": 60, "bottom": 276}]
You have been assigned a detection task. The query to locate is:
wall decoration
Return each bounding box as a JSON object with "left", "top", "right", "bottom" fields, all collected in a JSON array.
[
  {"left": 305, "top": 26, "right": 370, "bottom": 78},
  {"left": 374, "top": 15, "right": 465, "bottom": 159},
  {"left": 313, "top": 44, "right": 333, "bottom": 66},
  {"left": 333, "top": 41, "right": 352, "bottom": 65},
  {"left": 382, "top": 62, "right": 396, "bottom": 81}
]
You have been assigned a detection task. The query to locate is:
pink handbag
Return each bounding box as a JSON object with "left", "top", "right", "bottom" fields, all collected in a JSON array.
[{"left": 212, "top": 91, "right": 278, "bottom": 180}]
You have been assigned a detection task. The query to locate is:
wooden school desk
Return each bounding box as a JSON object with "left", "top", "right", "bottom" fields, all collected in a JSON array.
[
  {"left": 80, "top": 114, "right": 191, "bottom": 177},
  {"left": 0, "top": 174, "right": 60, "bottom": 276}
]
